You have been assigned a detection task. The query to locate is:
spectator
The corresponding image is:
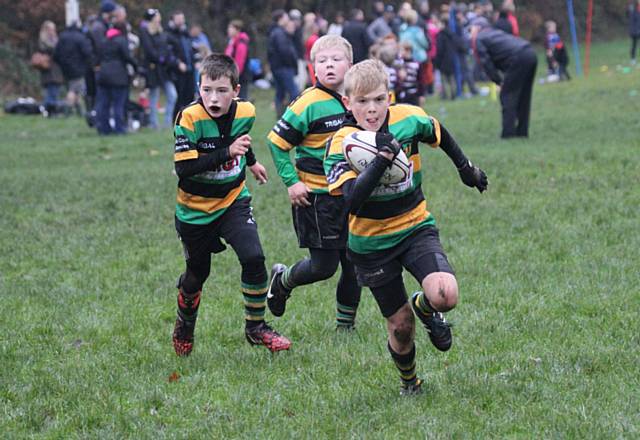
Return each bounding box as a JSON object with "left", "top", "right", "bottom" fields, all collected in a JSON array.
[
  {"left": 54, "top": 21, "right": 93, "bottom": 116},
  {"left": 368, "top": 4, "right": 395, "bottom": 43},
  {"left": 225, "top": 19, "right": 251, "bottom": 100},
  {"left": 303, "top": 16, "right": 321, "bottom": 87},
  {"left": 341, "top": 8, "right": 372, "bottom": 63},
  {"left": 95, "top": 21, "right": 137, "bottom": 135},
  {"left": 501, "top": 0, "right": 520, "bottom": 36},
  {"left": 396, "top": 41, "right": 424, "bottom": 106},
  {"left": 267, "top": 9, "right": 300, "bottom": 117},
  {"left": 425, "top": 13, "right": 441, "bottom": 95},
  {"left": 434, "top": 14, "right": 463, "bottom": 100},
  {"left": 495, "top": 9, "right": 514, "bottom": 35},
  {"left": 140, "top": 8, "right": 178, "bottom": 129},
  {"left": 471, "top": 17, "right": 537, "bottom": 138},
  {"left": 167, "top": 10, "right": 196, "bottom": 120},
  {"left": 629, "top": 0, "right": 640, "bottom": 64},
  {"left": 34, "top": 20, "right": 64, "bottom": 115},
  {"left": 371, "top": 1, "right": 386, "bottom": 20},
  {"left": 376, "top": 40, "right": 399, "bottom": 102},
  {"left": 190, "top": 23, "right": 212, "bottom": 93},
  {"left": 85, "top": 1, "right": 115, "bottom": 124},
  {"left": 289, "top": 9, "right": 306, "bottom": 91},
  {"left": 190, "top": 24, "right": 211, "bottom": 54},
  {"left": 399, "top": 9, "right": 429, "bottom": 66},
  {"left": 327, "top": 11, "right": 345, "bottom": 35},
  {"left": 545, "top": 20, "right": 562, "bottom": 79}
]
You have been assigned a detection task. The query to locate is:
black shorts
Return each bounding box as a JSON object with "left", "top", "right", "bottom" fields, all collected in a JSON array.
[
  {"left": 352, "top": 226, "right": 454, "bottom": 288},
  {"left": 175, "top": 197, "right": 264, "bottom": 266},
  {"left": 352, "top": 227, "right": 455, "bottom": 317},
  {"left": 292, "top": 193, "right": 348, "bottom": 249}
]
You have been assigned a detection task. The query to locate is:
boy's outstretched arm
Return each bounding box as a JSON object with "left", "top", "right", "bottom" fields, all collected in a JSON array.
[{"left": 439, "top": 124, "right": 488, "bottom": 193}]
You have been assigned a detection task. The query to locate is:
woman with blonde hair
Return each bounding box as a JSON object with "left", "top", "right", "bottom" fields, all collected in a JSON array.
[
  {"left": 140, "top": 9, "right": 178, "bottom": 129},
  {"left": 34, "top": 21, "right": 64, "bottom": 114}
]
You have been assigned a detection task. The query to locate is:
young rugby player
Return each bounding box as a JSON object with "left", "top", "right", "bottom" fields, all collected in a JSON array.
[
  {"left": 266, "top": 35, "right": 362, "bottom": 330},
  {"left": 324, "top": 60, "right": 488, "bottom": 394},
  {"left": 172, "top": 53, "right": 291, "bottom": 356}
]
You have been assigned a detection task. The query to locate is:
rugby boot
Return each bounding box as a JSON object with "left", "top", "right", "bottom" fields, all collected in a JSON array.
[
  {"left": 400, "top": 378, "right": 424, "bottom": 396},
  {"left": 267, "top": 264, "right": 291, "bottom": 317},
  {"left": 245, "top": 322, "right": 291, "bottom": 352},
  {"left": 411, "top": 292, "right": 452, "bottom": 352},
  {"left": 172, "top": 289, "right": 201, "bottom": 357}
]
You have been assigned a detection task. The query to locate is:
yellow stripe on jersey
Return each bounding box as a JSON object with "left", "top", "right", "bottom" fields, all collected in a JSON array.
[
  {"left": 410, "top": 153, "right": 421, "bottom": 172},
  {"left": 176, "top": 182, "right": 246, "bottom": 214},
  {"left": 178, "top": 105, "right": 211, "bottom": 131},
  {"left": 430, "top": 116, "right": 441, "bottom": 147},
  {"left": 349, "top": 200, "right": 430, "bottom": 237},
  {"left": 234, "top": 100, "right": 255, "bottom": 119},
  {"left": 174, "top": 150, "right": 199, "bottom": 162},
  {"left": 297, "top": 170, "right": 328, "bottom": 190},
  {"left": 305, "top": 132, "right": 331, "bottom": 148},
  {"left": 388, "top": 104, "right": 424, "bottom": 126},
  {"left": 267, "top": 130, "right": 294, "bottom": 151},
  {"left": 288, "top": 87, "right": 332, "bottom": 116}
]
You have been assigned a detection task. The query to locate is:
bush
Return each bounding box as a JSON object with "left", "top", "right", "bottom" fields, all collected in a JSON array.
[{"left": 0, "top": 42, "right": 40, "bottom": 99}]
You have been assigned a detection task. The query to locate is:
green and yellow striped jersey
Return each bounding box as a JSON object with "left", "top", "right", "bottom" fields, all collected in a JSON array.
[
  {"left": 324, "top": 104, "right": 442, "bottom": 255},
  {"left": 174, "top": 99, "right": 254, "bottom": 225},
  {"left": 267, "top": 83, "right": 347, "bottom": 194}
]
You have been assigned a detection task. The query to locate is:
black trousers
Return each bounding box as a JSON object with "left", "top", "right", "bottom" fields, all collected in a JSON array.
[
  {"left": 173, "top": 71, "right": 196, "bottom": 122},
  {"left": 500, "top": 48, "right": 538, "bottom": 138}
]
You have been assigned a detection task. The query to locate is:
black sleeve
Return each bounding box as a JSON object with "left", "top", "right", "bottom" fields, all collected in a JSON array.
[
  {"left": 439, "top": 123, "right": 469, "bottom": 169},
  {"left": 174, "top": 148, "right": 231, "bottom": 179},
  {"left": 342, "top": 155, "right": 392, "bottom": 214},
  {"left": 245, "top": 147, "right": 256, "bottom": 167}
]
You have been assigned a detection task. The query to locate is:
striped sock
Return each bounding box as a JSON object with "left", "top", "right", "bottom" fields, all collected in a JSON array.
[
  {"left": 388, "top": 342, "right": 417, "bottom": 387},
  {"left": 336, "top": 301, "right": 357, "bottom": 329},
  {"left": 242, "top": 281, "right": 267, "bottom": 328},
  {"left": 416, "top": 292, "right": 436, "bottom": 315},
  {"left": 280, "top": 265, "right": 295, "bottom": 291}
]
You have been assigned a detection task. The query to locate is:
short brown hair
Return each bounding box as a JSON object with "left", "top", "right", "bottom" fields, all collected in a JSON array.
[
  {"left": 199, "top": 53, "right": 239, "bottom": 87},
  {"left": 344, "top": 59, "right": 389, "bottom": 97}
]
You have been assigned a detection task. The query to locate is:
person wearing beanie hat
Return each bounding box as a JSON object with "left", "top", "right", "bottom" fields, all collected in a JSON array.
[{"left": 100, "top": 1, "right": 116, "bottom": 14}]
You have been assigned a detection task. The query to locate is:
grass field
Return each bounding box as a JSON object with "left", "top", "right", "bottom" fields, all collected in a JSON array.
[{"left": 1, "top": 40, "right": 639, "bottom": 438}]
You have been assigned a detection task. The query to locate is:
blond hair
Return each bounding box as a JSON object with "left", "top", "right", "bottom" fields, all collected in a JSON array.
[
  {"left": 344, "top": 59, "right": 389, "bottom": 97},
  {"left": 310, "top": 35, "right": 353, "bottom": 63}
]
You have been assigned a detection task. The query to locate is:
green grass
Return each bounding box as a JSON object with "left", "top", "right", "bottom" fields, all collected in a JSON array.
[{"left": 1, "top": 40, "right": 639, "bottom": 438}]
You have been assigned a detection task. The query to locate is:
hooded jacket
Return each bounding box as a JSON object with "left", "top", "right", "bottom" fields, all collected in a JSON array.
[{"left": 97, "top": 27, "right": 137, "bottom": 87}]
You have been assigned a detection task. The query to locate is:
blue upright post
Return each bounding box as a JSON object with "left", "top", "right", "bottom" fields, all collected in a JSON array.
[
  {"left": 566, "top": 0, "right": 583, "bottom": 76},
  {"left": 450, "top": 5, "right": 463, "bottom": 97}
]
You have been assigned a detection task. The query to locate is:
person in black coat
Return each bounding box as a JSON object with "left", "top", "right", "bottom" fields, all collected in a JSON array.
[
  {"left": 95, "top": 22, "right": 137, "bottom": 135},
  {"left": 54, "top": 23, "right": 93, "bottom": 115},
  {"left": 166, "top": 10, "right": 195, "bottom": 121},
  {"left": 341, "top": 8, "right": 372, "bottom": 63},
  {"left": 471, "top": 18, "right": 537, "bottom": 138},
  {"left": 494, "top": 10, "right": 514, "bottom": 35},
  {"left": 434, "top": 16, "right": 464, "bottom": 100},
  {"left": 140, "top": 9, "right": 179, "bottom": 129},
  {"left": 267, "top": 9, "right": 300, "bottom": 117}
]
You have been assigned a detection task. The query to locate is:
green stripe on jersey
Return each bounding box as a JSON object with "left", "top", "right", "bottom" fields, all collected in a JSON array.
[
  {"left": 175, "top": 189, "right": 250, "bottom": 225},
  {"left": 348, "top": 216, "right": 435, "bottom": 254}
]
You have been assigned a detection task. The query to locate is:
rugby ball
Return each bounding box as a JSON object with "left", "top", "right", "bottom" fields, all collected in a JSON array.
[{"left": 342, "top": 130, "right": 411, "bottom": 185}]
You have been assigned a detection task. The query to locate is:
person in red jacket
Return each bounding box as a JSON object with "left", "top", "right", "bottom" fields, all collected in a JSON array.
[{"left": 225, "top": 19, "right": 251, "bottom": 100}]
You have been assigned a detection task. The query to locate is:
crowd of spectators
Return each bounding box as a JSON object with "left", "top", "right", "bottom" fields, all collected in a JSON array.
[{"left": 27, "top": 0, "right": 575, "bottom": 135}]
